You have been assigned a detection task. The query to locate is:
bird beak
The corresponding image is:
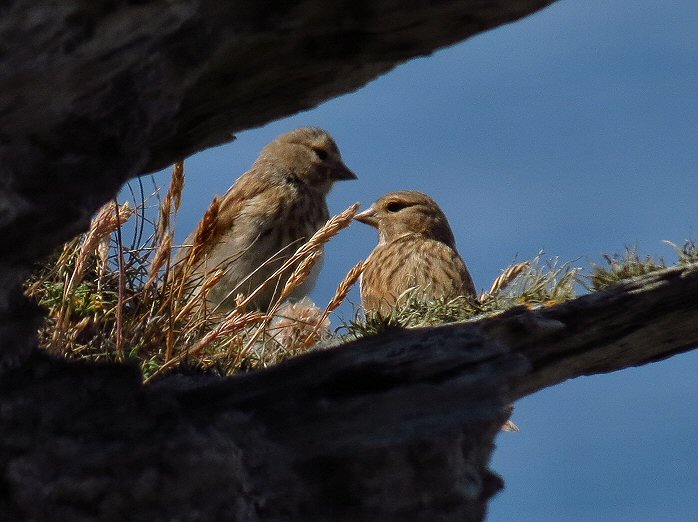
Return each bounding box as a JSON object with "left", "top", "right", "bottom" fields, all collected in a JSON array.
[
  {"left": 354, "top": 206, "right": 378, "bottom": 227},
  {"left": 331, "top": 161, "right": 357, "bottom": 181}
]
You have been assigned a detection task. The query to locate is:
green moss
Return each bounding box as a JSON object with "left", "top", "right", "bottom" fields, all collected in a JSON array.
[{"left": 587, "top": 247, "right": 665, "bottom": 291}]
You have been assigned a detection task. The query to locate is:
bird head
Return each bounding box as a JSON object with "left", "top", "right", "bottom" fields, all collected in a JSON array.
[
  {"left": 258, "top": 127, "right": 356, "bottom": 195},
  {"left": 355, "top": 191, "right": 457, "bottom": 247}
]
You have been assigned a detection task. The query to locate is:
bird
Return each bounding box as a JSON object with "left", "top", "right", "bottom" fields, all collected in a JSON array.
[
  {"left": 177, "top": 127, "right": 356, "bottom": 312},
  {"left": 354, "top": 190, "right": 476, "bottom": 315}
]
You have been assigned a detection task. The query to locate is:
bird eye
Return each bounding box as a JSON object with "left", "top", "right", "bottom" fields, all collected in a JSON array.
[
  {"left": 314, "top": 148, "right": 328, "bottom": 160},
  {"left": 385, "top": 201, "right": 407, "bottom": 213}
]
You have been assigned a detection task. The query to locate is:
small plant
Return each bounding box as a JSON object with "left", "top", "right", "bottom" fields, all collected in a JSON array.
[
  {"left": 664, "top": 239, "right": 698, "bottom": 266},
  {"left": 351, "top": 292, "right": 482, "bottom": 338},
  {"left": 587, "top": 247, "right": 666, "bottom": 291}
]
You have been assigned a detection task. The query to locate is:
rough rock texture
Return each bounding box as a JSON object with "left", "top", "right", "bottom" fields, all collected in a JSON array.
[
  {"left": 0, "top": 0, "right": 555, "bottom": 268},
  {"left": 3, "top": 265, "right": 698, "bottom": 521},
  {"left": 4, "top": 1, "right": 696, "bottom": 521}
]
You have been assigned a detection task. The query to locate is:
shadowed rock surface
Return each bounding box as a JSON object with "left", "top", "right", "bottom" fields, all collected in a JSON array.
[{"left": 3, "top": 265, "right": 698, "bottom": 520}]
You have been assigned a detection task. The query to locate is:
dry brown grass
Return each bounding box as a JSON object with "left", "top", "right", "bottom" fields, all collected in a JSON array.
[{"left": 25, "top": 164, "right": 362, "bottom": 379}]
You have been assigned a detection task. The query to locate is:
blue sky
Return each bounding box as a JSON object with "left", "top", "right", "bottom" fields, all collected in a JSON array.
[{"left": 141, "top": 1, "right": 697, "bottom": 519}]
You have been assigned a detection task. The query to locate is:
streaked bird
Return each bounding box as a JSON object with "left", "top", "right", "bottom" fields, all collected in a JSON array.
[
  {"left": 178, "top": 127, "right": 356, "bottom": 311},
  {"left": 355, "top": 190, "right": 475, "bottom": 315}
]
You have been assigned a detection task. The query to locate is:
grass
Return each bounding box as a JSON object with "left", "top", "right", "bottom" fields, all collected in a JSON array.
[
  {"left": 24, "top": 164, "right": 698, "bottom": 379},
  {"left": 25, "top": 163, "right": 359, "bottom": 380},
  {"left": 665, "top": 239, "right": 698, "bottom": 265},
  {"left": 349, "top": 255, "right": 580, "bottom": 338},
  {"left": 587, "top": 247, "right": 666, "bottom": 292}
]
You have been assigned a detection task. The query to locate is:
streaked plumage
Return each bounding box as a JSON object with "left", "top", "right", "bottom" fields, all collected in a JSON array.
[
  {"left": 179, "top": 127, "right": 356, "bottom": 311},
  {"left": 355, "top": 191, "right": 475, "bottom": 315}
]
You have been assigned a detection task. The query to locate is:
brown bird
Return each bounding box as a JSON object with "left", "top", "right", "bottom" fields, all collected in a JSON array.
[
  {"left": 355, "top": 190, "right": 476, "bottom": 315},
  {"left": 178, "top": 127, "right": 356, "bottom": 311}
]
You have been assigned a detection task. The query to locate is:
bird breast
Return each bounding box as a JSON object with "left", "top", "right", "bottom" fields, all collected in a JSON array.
[{"left": 361, "top": 234, "right": 474, "bottom": 314}]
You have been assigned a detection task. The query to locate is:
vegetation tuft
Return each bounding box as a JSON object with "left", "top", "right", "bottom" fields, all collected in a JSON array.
[
  {"left": 25, "top": 164, "right": 359, "bottom": 380},
  {"left": 587, "top": 247, "right": 666, "bottom": 292}
]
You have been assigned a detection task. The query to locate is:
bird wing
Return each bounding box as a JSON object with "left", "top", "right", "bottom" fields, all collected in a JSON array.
[{"left": 175, "top": 168, "right": 271, "bottom": 267}]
